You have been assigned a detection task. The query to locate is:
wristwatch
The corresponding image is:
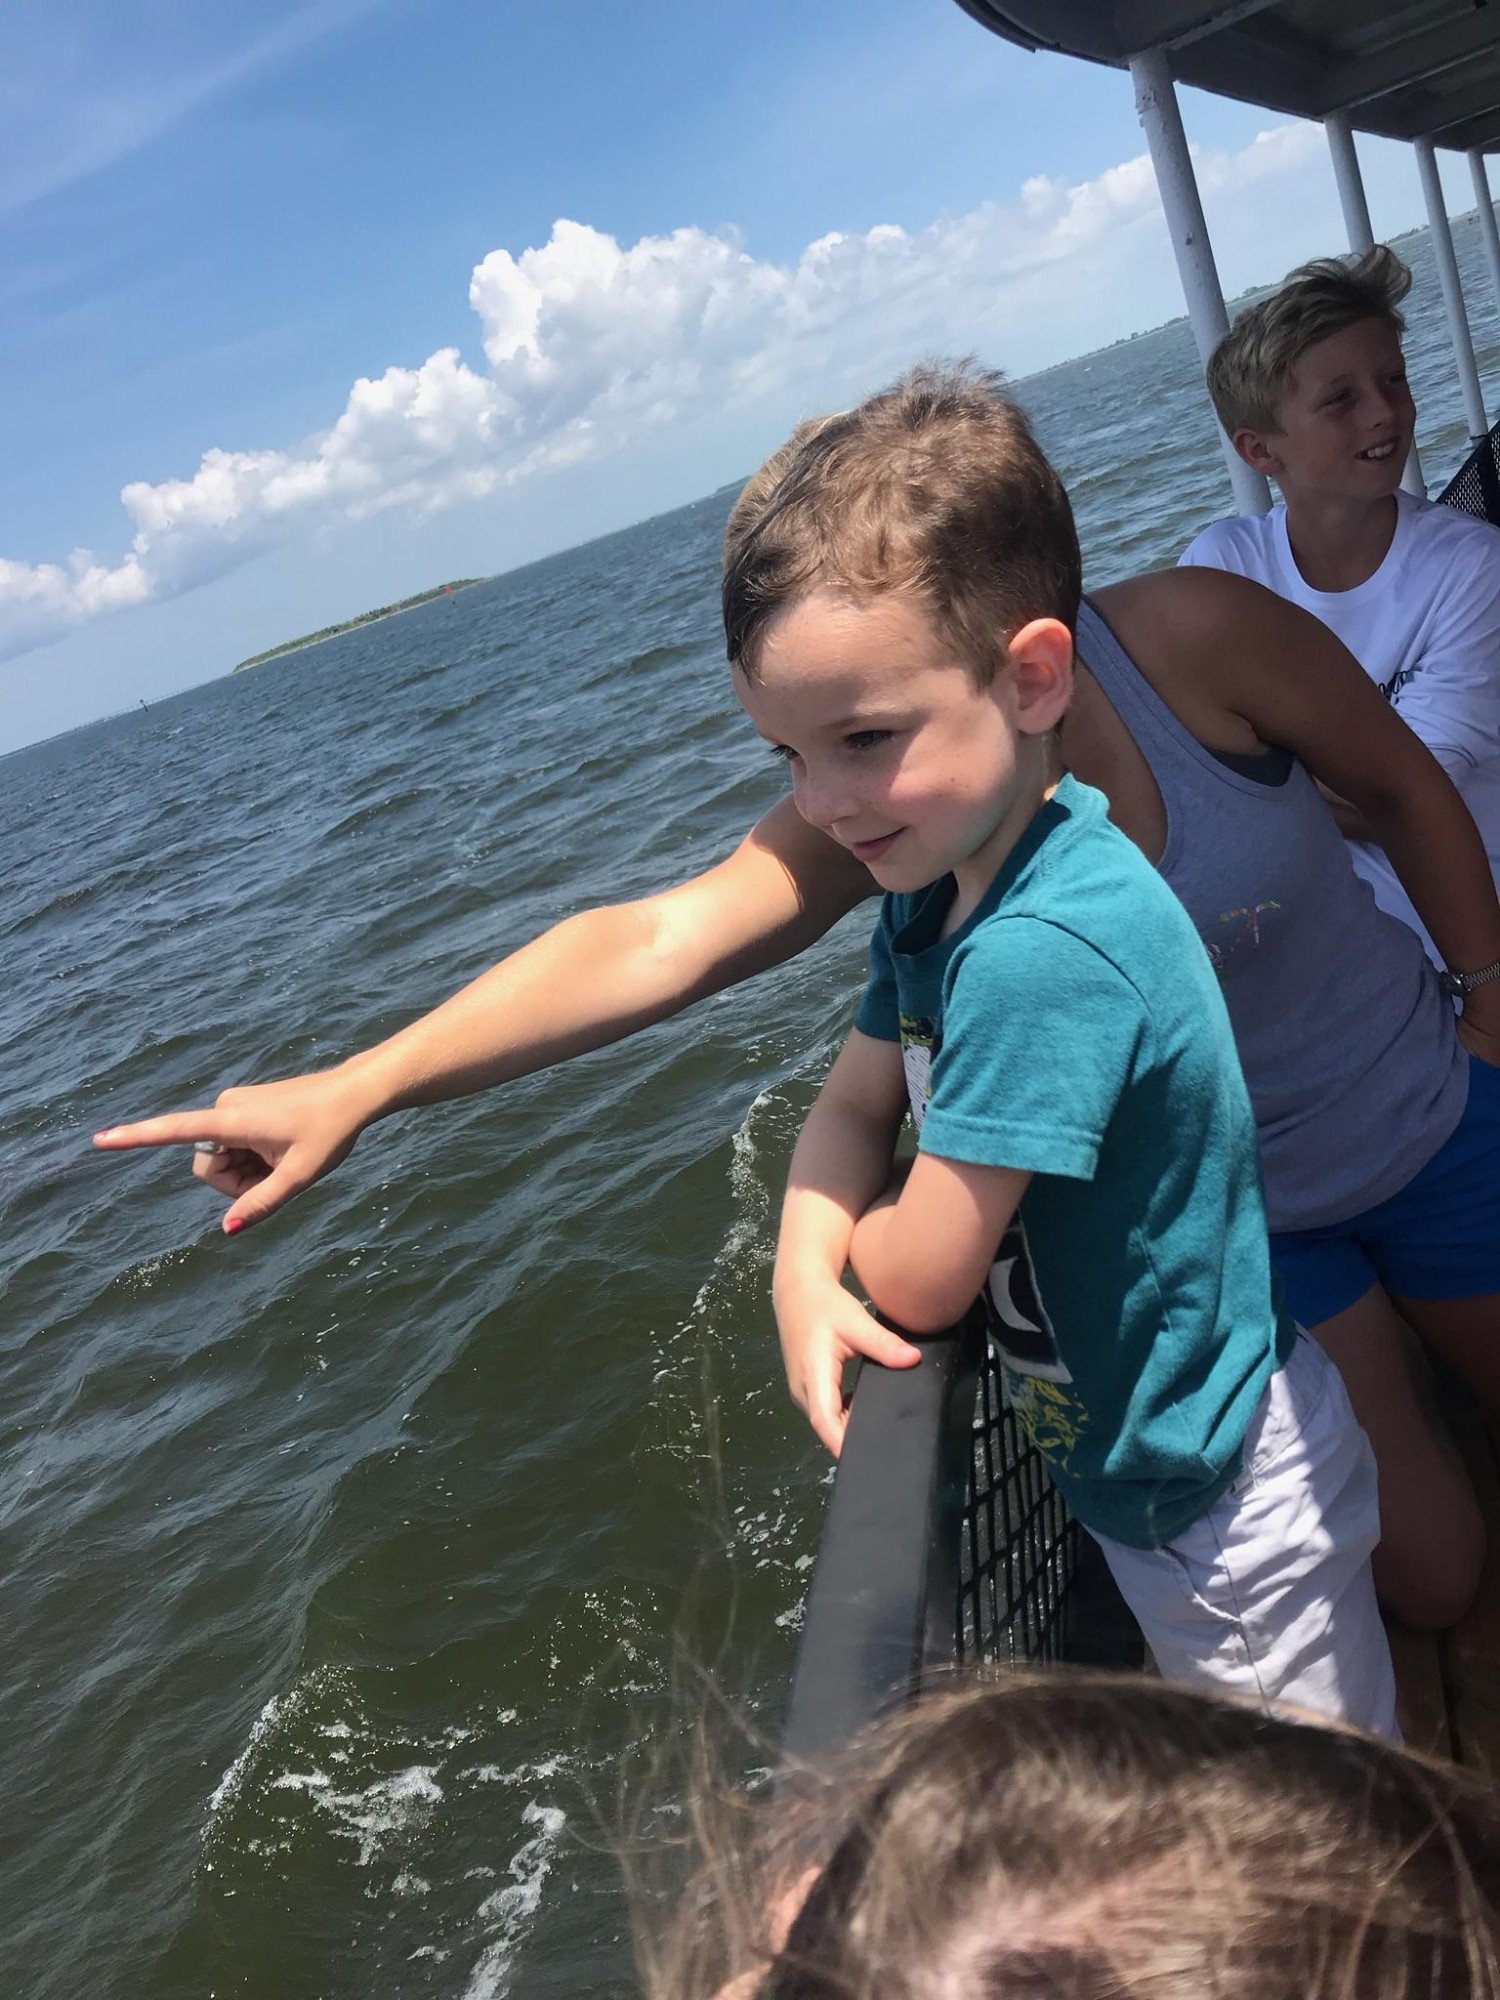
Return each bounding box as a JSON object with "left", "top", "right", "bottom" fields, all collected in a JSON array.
[{"left": 1440, "top": 957, "right": 1500, "bottom": 999}]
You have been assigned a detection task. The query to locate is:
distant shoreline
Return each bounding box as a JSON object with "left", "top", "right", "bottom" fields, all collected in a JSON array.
[{"left": 232, "top": 578, "right": 491, "bottom": 672}]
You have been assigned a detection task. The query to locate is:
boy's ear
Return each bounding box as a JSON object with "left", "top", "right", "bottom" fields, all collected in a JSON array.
[
  {"left": 1231, "top": 425, "right": 1284, "bottom": 478},
  {"left": 1006, "top": 618, "right": 1074, "bottom": 736}
]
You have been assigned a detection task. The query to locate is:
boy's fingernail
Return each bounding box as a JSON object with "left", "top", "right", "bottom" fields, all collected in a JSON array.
[{"left": 224, "top": 1215, "right": 245, "bottom": 1236}]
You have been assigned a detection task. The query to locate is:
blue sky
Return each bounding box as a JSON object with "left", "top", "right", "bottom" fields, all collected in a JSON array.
[{"left": 1, "top": 0, "right": 1484, "bottom": 750}]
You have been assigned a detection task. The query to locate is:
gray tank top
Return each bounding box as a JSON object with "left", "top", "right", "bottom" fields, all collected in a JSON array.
[{"left": 1076, "top": 598, "right": 1467, "bottom": 1233}]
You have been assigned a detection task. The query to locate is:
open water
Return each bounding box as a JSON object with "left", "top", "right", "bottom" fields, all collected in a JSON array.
[{"left": 5, "top": 217, "right": 1500, "bottom": 1999}]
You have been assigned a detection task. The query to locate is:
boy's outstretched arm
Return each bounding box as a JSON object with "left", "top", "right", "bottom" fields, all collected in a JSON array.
[
  {"left": 93, "top": 798, "right": 873, "bottom": 1234},
  {"left": 775, "top": 1030, "right": 922, "bottom": 1455},
  {"left": 850, "top": 1154, "right": 1030, "bottom": 1335}
]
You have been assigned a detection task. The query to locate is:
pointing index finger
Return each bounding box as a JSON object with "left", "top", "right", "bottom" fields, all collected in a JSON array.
[{"left": 92, "top": 1111, "right": 221, "bottom": 1151}]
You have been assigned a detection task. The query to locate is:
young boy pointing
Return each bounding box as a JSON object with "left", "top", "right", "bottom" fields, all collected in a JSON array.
[{"left": 725, "top": 365, "right": 1395, "bottom": 1733}]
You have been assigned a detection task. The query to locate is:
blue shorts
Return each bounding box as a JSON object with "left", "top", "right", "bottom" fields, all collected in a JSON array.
[{"left": 1269, "top": 1054, "right": 1500, "bottom": 1329}]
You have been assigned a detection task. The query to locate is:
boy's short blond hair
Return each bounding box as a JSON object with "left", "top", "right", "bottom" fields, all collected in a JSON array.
[
  {"left": 722, "top": 361, "right": 1081, "bottom": 686},
  {"left": 1206, "top": 245, "right": 1412, "bottom": 438}
]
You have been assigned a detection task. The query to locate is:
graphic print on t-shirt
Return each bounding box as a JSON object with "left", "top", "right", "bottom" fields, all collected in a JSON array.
[
  {"left": 985, "top": 1216, "right": 1072, "bottom": 1384},
  {"left": 898, "top": 1011, "right": 933, "bottom": 1122},
  {"left": 1380, "top": 661, "right": 1420, "bottom": 702},
  {"left": 898, "top": 1009, "right": 938, "bottom": 1126},
  {"left": 984, "top": 1217, "right": 1087, "bottom": 1471},
  {"left": 898, "top": 1011, "right": 1076, "bottom": 1401},
  {"left": 1200, "top": 898, "right": 1282, "bottom": 981}
]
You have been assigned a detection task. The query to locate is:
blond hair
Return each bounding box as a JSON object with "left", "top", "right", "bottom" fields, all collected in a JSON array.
[
  {"left": 723, "top": 413, "right": 845, "bottom": 556},
  {"left": 636, "top": 1672, "right": 1500, "bottom": 1999},
  {"left": 722, "top": 361, "right": 1081, "bottom": 686},
  {"left": 1206, "top": 245, "right": 1412, "bottom": 437}
]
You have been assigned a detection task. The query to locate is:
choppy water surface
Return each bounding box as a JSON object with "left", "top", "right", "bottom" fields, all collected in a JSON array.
[{"left": 4, "top": 218, "right": 1498, "bottom": 1998}]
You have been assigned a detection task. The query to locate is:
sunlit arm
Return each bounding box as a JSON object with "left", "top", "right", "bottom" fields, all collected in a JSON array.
[
  {"left": 773, "top": 1031, "right": 925, "bottom": 1452},
  {"left": 1150, "top": 573, "right": 1500, "bottom": 1054},
  {"left": 1325, "top": 750, "right": 1500, "bottom": 976},
  {"left": 347, "top": 796, "right": 874, "bottom": 1116},
  {"left": 1220, "top": 596, "right": 1500, "bottom": 988},
  {"left": 849, "top": 1151, "right": 1031, "bottom": 1335},
  {"left": 93, "top": 798, "right": 874, "bottom": 1234},
  {"left": 776, "top": 1031, "right": 910, "bottom": 1295}
]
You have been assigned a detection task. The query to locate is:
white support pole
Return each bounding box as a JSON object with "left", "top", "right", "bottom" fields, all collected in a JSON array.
[
  {"left": 1469, "top": 148, "right": 1500, "bottom": 324},
  {"left": 1327, "top": 115, "right": 1426, "bottom": 494},
  {"left": 1325, "top": 114, "right": 1374, "bottom": 251},
  {"left": 1414, "top": 136, "right": 1489, "bottom": 442},
  {"left": 1130, "top": 48, "right": 1271, "bottom": 515}
]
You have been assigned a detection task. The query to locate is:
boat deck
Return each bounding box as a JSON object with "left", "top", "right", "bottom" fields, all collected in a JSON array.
[{"left": 1393, "top": 1387, "right": 1500, "bottom": 1764}]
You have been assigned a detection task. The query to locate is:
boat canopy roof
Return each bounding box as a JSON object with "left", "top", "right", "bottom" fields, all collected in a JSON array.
[{"left": 953, "top": 3, "right": 1500, "bottom": 154}]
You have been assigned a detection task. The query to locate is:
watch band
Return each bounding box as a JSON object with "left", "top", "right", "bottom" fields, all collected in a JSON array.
[{"left": 1440, "top": 956, "right": 1500, "bottom": 998}]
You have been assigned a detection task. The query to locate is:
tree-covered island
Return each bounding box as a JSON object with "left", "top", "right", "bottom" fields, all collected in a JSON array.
[{"left": 233, "top": 578, "right": 490, "bottom": 672}]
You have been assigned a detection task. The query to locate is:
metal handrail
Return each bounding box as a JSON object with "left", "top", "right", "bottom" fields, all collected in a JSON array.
[
  {"left": 781, "top": 1308, "right": 984, "bottom": 1764},
  {"left": 782, "top": 1306, "right": 1141, "bottom": 1766}
]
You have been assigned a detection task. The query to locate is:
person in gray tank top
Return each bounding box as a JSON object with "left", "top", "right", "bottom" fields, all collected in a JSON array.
[
  {"left": 1063, "top": 568, "right": 1500, "bottom": 1637},
  {"left": 98, "top": 520, "right": 1500, "bottom": 1640},
  {"left": 1075, "top": 597, "right": 1465, "bottom": 1236}
]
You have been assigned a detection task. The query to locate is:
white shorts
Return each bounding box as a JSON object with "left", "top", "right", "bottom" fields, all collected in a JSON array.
[{"left": 1091, "top": 1332, "right": 1398, "bottom": 1739}]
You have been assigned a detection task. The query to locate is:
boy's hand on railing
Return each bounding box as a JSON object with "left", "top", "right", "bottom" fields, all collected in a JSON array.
[{"left": 771, "top": 1272, "right": 921, "bottom": 1457}]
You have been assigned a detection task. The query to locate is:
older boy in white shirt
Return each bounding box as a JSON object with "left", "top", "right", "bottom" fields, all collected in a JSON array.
[{"left": 1180, "top": 247, "right": 1500, "bottom": 959}]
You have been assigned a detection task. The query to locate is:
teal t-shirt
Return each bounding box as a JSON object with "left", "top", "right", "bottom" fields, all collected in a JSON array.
[{"left": 854, "top": 774, "right": 1295, "bottom": 1550}]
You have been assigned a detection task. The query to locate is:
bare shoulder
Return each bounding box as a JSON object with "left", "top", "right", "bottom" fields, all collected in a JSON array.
[
  {"left": 1087, "top": 567, "right": 1296, "bottom": 676},
  {"left": 1084, "top": 571, "right": 1358, "bottom": 754}
]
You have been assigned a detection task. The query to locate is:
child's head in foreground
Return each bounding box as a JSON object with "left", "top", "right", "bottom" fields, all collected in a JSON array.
[
  {"left": 720, "top": 363, "right": 1081, "bottom": 898},
  {"left": 1207, "top": 246, "right": 1415, "bottom": 502},
  {"left": 637, "top": 1670, "right": 1500, "bottom": 1999}
]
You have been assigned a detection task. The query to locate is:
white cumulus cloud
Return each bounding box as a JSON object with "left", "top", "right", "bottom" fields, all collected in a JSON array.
[{"left": 0, "top": 120, "right": 1323, "bottom": 664}]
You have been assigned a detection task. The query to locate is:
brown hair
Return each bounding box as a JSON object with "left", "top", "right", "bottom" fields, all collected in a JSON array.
[
  {"left": 722, "top": 361, "right": 1081, "bottom": 686},
  {"left": 1206, "top": 245, "right": 1413, "bottom": 437},
  {"left": 636, "top": 1672, "right": 1500, "bottom": 1999}
]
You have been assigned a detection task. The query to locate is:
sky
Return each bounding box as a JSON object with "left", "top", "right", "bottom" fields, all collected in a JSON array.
[{"left": 1, "top": 0, "right": 1488, "bottom": 752}]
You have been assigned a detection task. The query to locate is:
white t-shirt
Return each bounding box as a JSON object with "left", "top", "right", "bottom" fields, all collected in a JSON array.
[{"left": 1180, "top": 491, "right": 1500, "bottom": 960}]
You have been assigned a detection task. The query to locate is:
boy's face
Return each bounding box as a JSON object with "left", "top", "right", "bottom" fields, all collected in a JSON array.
[
  {"left": 736, "top": 588, "right": 1064, "bottom": 895},
  {"left": 1235, "top": 317, "right": 1414, "bottom": 503}
]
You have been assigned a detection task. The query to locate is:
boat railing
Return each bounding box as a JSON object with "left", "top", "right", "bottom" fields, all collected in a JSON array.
[
  {"left": 1437, "top": 416, "right": 1500, "bottom": 527},
  {"left": 782, "top": 1303, "right": 1141, "bottom": 1765}
]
